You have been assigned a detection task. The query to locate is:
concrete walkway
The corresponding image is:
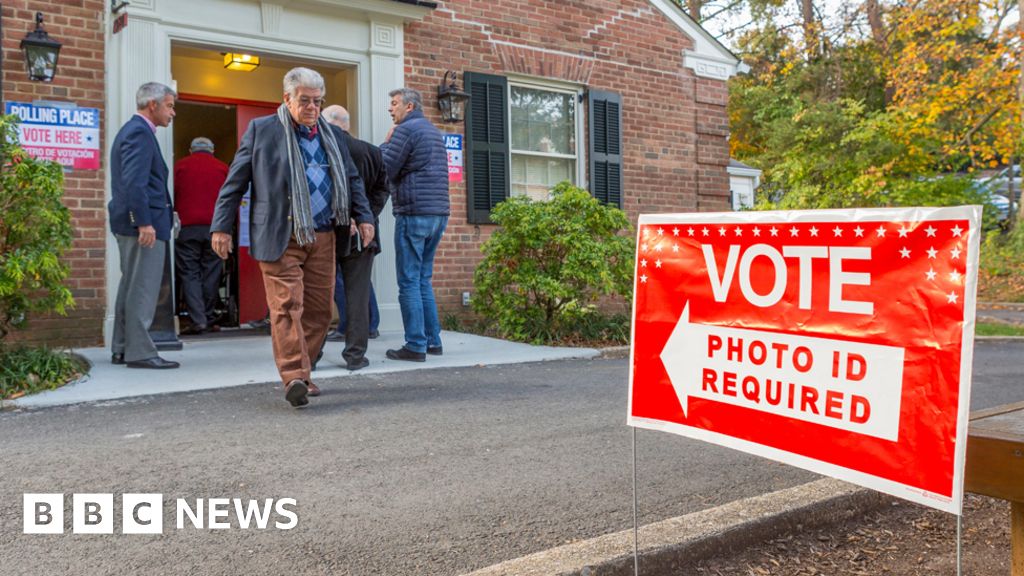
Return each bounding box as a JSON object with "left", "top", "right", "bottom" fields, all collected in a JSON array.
[{"left": 10, "top": 330, "right": 599, "bottom": 409}]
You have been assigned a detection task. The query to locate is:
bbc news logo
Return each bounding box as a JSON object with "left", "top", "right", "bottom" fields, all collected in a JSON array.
[{"left": 23, "top": 494, "right": 298, "bottom": 534}]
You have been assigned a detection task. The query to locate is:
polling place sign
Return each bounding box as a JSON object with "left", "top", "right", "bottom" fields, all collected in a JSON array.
[
  {"left": 5, "top": 102, "right": 101, "bottom": 170},
  {"left": 627, "top": 207, "right": 981, "bottom": 514}
]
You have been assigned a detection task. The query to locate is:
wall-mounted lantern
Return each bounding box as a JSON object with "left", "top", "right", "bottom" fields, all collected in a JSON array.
[
  {"left": 437, "top": 71, "right": 470, "bottom": 123},
  {"left": 21, "top": 12, "right": 62, "bottom": 82}
]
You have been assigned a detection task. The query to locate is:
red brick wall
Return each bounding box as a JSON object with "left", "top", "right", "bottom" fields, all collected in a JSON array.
[
  {"left": 2, "top": 1, "right": 106, "bottom": 347},
  {"left": 403, "top": 0, "right": 731, "bottom": 316}
]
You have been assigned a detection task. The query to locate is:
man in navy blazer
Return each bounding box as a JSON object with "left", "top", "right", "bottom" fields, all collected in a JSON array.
[{"left": 107, "top": 82, "right": 180, "bottom": 369}]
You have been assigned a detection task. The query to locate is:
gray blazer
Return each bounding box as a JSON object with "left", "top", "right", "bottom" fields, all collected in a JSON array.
[{"left": 210, "top": 115, "right": 371, "bottom": 262}]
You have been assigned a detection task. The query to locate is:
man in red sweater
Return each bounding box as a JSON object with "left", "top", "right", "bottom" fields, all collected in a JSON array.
[{"left": 174, "top": 137, "right": 229, "bottom": 334}]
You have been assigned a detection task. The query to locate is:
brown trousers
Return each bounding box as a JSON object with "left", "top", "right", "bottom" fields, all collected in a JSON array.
[{"left": 259, "top": 231, "right": 335, "bottom": 385}]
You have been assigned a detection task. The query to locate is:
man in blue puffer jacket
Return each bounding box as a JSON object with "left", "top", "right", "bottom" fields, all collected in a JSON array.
[{"left": 380, "top": 87, "right": 450, "bottom": 362}]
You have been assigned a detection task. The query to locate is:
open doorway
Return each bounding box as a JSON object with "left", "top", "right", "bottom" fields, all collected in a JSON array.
[{"left": 170, "top": 44, "right": 356, "bottom": 332}]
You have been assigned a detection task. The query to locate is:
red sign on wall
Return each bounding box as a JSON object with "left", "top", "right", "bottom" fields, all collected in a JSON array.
[{"left": 627, "top": 207, "right": 981, "bottom": 514}]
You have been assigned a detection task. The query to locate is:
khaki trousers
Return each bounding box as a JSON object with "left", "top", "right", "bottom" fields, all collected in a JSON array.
[{"left": 259, "top": 231, "right": 335, "bottom": 385}]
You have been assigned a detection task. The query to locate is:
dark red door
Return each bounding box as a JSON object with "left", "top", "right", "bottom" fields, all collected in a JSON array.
[{"left": 235, "top": 104, "right": 278, "bottom": 324}]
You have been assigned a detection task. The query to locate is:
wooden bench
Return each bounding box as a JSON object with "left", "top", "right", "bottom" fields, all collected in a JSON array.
[{"left": 965, "top": 401, "right": 1024, "bottom": 574}]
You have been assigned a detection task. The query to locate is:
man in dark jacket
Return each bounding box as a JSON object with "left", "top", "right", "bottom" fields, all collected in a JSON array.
[
  {"left": 379, "top": 88, "right": 450, "bottom": 363},
  {"left": 322, "top": 105, "right": 390, "bottom": 370},
  {"left": 173, "top": 136, "right": 228, "bottom": 335},
  {"left": 108, "top": 82, "right": 179, "bottom": 370},
  {"left": 210, "top": 67, "right": 373, "bottom": 408}
]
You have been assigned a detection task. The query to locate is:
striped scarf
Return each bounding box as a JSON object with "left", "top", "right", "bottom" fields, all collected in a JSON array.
[{"left": 277, "top": 104, "right": 349, "bottom": 245}]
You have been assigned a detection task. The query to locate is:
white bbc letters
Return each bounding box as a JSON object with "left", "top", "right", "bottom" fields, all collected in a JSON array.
[
  {"left": 73, "top": 493, "right": 114, "bottom": 534},
  {"left": 23, "top": 494, "right": 64, "bottom": 534},
  {"left": 122, "top": 494, "right": 164, "bottom": 534}
]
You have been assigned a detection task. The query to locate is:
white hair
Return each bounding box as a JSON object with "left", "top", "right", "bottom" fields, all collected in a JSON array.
[
  {"left": 389, "top": 88, "right": 422, "bottom": 110},
  {"left": 283, "top": 67, "right": 326, "bottom": 98},
  {"left": 136, "top": 82, "right": 176, "bottom": 110}
]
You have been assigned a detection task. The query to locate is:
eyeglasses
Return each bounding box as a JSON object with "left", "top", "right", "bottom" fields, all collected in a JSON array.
[{"left": 296, "top": 96, "right": 325, "bottom": 108}]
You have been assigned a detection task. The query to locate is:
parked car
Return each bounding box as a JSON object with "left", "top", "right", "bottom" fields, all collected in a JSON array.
[{"left": 972, "top": 177, "right": 1016, "bottom": 225}]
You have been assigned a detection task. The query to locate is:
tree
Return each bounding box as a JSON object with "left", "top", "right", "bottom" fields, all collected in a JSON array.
[
  {"left": 727, "top": 0, "right": 1019, "bottom": 214},
  {"left": 0, "top": 114, "right": 74, "bottom": 339}
]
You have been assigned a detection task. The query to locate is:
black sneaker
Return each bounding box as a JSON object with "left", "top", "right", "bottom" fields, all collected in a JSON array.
[
  {"left": 385, "top": 347, "right": 426, "bottom": 362},
  {"left": 427, "top": 346, "right": 443, "bottom": 356}
]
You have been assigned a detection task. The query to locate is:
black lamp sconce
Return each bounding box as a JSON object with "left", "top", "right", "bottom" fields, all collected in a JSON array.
[
  {"left": 21, "top": 12, "right": 62, "bottom": 82},
  {"left": 437, "top": 71, "right": 470, "bottom": 123}
]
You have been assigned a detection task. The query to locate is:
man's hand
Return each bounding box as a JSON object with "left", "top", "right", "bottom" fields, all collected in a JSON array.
[
  {"left": 137, "top": 225, "right": 156, "bottom": 248},
  {"left": 358, "top": 222, "right": 375, "bottom": 248},
  {"left": 212, "top": 231, "right": 233, "bottom": 260}
]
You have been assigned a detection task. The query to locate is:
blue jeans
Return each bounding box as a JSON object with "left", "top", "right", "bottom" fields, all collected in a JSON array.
[
  {"left": 333, "top": 264, "right": 380, "bottom": 333},
  {"left": 395, "top": 214, "right": 448, "bottom": 353}
]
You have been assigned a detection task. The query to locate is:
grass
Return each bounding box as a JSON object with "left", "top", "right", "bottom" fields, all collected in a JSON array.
[
  {"left": 0, "top": 345, "right": 85, "bottom": 400},
  {"left": 975, "top": 321, "right": 1024, "bottom": 337}
]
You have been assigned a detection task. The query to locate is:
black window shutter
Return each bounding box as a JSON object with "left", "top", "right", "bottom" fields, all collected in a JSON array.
[
  {"left": 588, "top": 90, "right": 623, "bottom": 208},
  {"left": 464, "top": 72, "right": 510, "bottom": 224}
]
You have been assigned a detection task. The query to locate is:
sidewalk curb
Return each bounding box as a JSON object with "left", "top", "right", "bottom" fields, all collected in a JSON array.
[{"left": 461, "top": 478, "right": 888, "bottom": 576}]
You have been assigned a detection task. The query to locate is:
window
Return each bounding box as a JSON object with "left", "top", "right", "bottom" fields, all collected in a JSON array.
[
  {"left": 509, "top": 85, "right": 578, "bottom": 200},
  {"left": 464, "top": 72, "right": 622, "bottom": 224}
]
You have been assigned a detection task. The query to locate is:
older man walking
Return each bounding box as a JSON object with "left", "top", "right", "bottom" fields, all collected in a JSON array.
[
  {"left": 211, "top": 67, "right": 373, "bottom": 408},
  {"left": 380, "top": 88, "right": 449, "bottom": 362}
]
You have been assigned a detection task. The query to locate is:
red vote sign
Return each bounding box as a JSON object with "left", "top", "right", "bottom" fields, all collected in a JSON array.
[{"left": 627, "top": 207, "right": 981, "bottom": 514}]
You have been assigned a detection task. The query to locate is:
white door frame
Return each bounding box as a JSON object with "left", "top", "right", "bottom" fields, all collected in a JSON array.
[{"left": 104, "top": 0, "right": 422, "bottom": 344}]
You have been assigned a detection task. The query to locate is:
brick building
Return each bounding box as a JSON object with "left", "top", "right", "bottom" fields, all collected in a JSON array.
[{"left": 2, "top": 0, "right": 742, "bottom": 348}]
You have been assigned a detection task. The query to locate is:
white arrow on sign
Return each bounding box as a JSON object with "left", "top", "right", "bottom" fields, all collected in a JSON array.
[{"left": 659, "top": 303, "right": 905, "bottom": 441}]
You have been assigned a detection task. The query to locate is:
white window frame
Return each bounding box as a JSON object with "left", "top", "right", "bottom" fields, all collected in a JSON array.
[{"left": 506, "top": 77, "right": 585, "bottom": 198}]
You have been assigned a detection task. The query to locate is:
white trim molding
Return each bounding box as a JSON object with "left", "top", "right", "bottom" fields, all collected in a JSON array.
[{"left": 648, "top": 0, "right": 749, "bottom": 79}]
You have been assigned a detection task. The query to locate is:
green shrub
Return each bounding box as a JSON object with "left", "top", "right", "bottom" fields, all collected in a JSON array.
[
  {"left": 0, "top": 113, "right": 74, "bottom": 340},
  {"left": 472, "top": 182, "right": 634, "bottom": 343},
  {"left": 0, "top": 345, "right": 83, "bottom": 399},
  {"left": 979, "top": 224, "right": 1024, "bottom": 302}
]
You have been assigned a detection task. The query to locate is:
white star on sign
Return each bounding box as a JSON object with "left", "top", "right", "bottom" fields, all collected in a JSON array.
[
  {"left": 949, "top": 270, "right": 962, "bottom": 282},
  {"left": 854, "top": 226, "right": 864, "bottom": 237},
  {"left": 950, "top": 247, "right": 962, "bottom": 259},
  {"left": 687, "top": 227, "right": 695, "bottom": 236},
  {"left": 947, "top": 291, "right": 958, "bottom": 304},
  {"left": 672, "top": 244, "right": 679, "bottom": 253},
  {"left": 926, "top": 268, "right": 937, "bottom": 281},
  {"left": 734, "top": 227, "right": 743, "bottom": 236},
  {"left": 640, "top": 259, "right": 648, "bottom": 268},
  {"left": 927, "top": 247, "right": 938, "bottom": 259},
  {"left": 640, "top": 274, "right": 648, "bottom": 283},
  {"left": 657, "top": 228, "right": 664, "bottom": 236},
  {"left": 876, "top": 225, "right": 887, "bottom": 237},
  {"left": 752, "top": 227, "right": 761, "bottom": 237},
  {"left": 833, "top": 226, "right": 843, "bottom": 237},
  {"left": 952, "top": 225, "right": 963, "bottom": 237},
  {"left": 925, "top": 226, "right": 937, "bottom": 237},
  {"left": 655, "top": 259, "right": 663, "bottom": 268},
  {"left": 770, "top": 227, "right": 779, "bottom": 237},
  {"left": 718, "top": 227, "right": 727, "bottom": 236},
  {"left": 655, "top": 244, "right": 663, "bottom": 252},
  {"left": 809, "top": 226, "right": 819, "bottom": 237},
  {"left": 702, "top": 227, "right": 710, "bottom": 236},
  {"left": 898, "top": 226, "right": 909, "bottom": 238},
  {"left": 789, "top": 226, "right": 799, "bottom": 237},
  {"left": 899, "top": 247, "right": 911, "bottom": 258},
  {"left": 673, "top": 227, "right": 679, "bottom": 236}
]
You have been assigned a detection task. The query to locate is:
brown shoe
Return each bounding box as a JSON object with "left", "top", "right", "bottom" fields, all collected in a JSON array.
[
  {"left": 307, "top": 382, "right": 321, "bottom": 397},
  {"left": 284, "top": 379, "right": 309, "bottom": 407}
]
